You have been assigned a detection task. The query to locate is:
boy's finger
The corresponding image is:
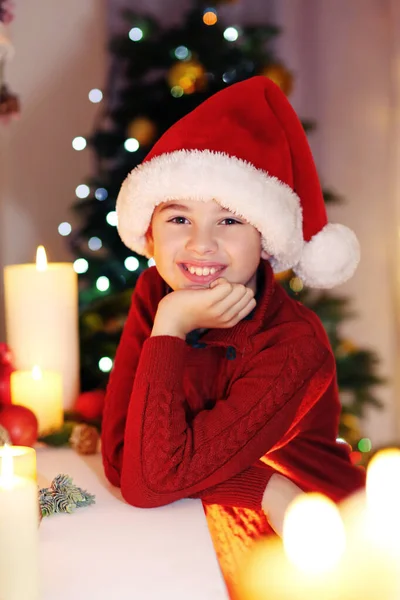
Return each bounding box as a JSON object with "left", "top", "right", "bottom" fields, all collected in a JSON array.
[{"left": 209, "top": 277, "right": 227, "bottom": 289}]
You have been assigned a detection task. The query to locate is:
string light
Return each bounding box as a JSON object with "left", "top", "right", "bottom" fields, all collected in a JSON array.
[
  {"left": 129, "top": 27, "right": 143, "bottom": 42},
  {"left": 222, "top": 70, "right": 236, "bottom": 84},
  {"left": 223, "top": 27, "right": 239, "bottom": 42},
  {"left": 124, "top": 138, "right": 140, "bottom": 152},
  {"left": 358, "top": 438, "right": 372, "bottom": 453},
  {"left": 290, "top": 276, "right": 303, "bottom": 293},
  {"left": 95, "top": 188, "right": 108, "bottom": 201},
  {"left": 72, "top": 136, "right": 87, "bottom": 151},
  {"left": 73, "top": 258, "right": 89, "bottom": 274},
  {"left": 58, "top": 222, "right": 72, "bottom": 236},
  {"left": 125, "top": 256, "right": 140, "bottom": 271},
  {"left": 171, "top": 86, "right": 184, "bottom": 98},
  {"left": 106, "top": 211, "right": 118, "bottom": 226},
  {"left": 203, "top": 9, "right": 218, "bottom": 26},
  {"left": 174, "top": 46, "right": 191, "bottom": 60},
  {"left": 148, "top": 258, "right": 156, "bottom": 267},
  {"left": 75, "top": 184, "right": 90, "bottom": 199},
  {"left": 88, "top": 237, "right": 102, "bottom": 251},
  {"left": 96, "top": 276, "right": 110, "bottom": 292},
  {"left": 98, "top": 357, "right": 113, "bottom": 373},
  {"left": 88, "top": 88, "right": 103, "bottom": 103}
]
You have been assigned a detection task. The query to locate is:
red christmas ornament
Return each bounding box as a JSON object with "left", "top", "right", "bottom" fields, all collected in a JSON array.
[
  {"left": 0, "top": 404, "right": 38, "bottom": 446},
  {"left": 74, "top": 389, "right": 106, "bottom": 422},
  {"left": 0, "top": 343, "right": 15, "bottom": 405}
]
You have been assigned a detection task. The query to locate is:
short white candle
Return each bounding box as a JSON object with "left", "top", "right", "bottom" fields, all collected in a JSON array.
[
  {"left": 11, "top": 366, "right": 64, "bottom": 436},
  {"left": 0, "top": 445, "right": 37, "bottom": 480},
  {"left": 0, "top": 444, "right": 40, "bottom": 600},
  {"left": 4, "top": 246, "right": 79, "bottom": 410}
]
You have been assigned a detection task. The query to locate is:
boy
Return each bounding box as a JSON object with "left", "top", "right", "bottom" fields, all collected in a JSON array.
[{"left": 101, "top": 76, "right": 364, "bottom": 537}]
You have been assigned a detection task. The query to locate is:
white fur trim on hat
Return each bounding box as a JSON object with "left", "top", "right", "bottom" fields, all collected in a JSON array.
[
  {"left": 117, "top": 149, "right": 304, "bottom": 271},
  {"left": 294, "top": 223, "right": 360, "bottom": 289}
]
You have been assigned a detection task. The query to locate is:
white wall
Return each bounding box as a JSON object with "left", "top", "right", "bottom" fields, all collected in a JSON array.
[
  {"left": 274, "top": 0, "right": 400, "bottom": 445},
  {"left": 0, "top": 0, "right": 107, "bottom": 338}
]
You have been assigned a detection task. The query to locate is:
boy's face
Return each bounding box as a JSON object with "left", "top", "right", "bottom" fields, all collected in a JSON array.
[{"left": 146, "top": 199, "right": 269, "bottom": 292}]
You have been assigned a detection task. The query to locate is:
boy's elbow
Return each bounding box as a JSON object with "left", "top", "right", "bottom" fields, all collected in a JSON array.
[
  {"left": 121, "top": 478, "right": 171, "bottom": 508},
  {"left": 102, "top": 457, "right": 122, "bottom": 489}
]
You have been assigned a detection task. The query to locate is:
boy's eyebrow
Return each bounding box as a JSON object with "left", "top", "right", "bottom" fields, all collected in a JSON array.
[
  {"left": 158, "top": 203, "right": 190, "bottom": 213},
  {"left": 158, "top": 202, "right": 234, "bottom": 214}
]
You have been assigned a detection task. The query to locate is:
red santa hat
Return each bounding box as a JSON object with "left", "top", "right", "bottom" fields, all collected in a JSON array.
[{"left": 116, "top": 76, "right": 359, "bottom": 289}]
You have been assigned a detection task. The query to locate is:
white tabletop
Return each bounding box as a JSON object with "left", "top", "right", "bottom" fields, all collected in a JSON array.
[{"left": 37, "top": 448, "right": 228, "bottom": 600}]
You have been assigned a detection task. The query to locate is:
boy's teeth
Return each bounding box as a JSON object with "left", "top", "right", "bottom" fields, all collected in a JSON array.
[{"left": 187, "top": 266, "right": 218, "bottom": 276}]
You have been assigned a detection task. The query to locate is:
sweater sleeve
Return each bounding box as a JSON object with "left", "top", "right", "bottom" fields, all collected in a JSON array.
[
  {"left": 192, "top": 437, "right": 365, "bottom": 510},
  {"left": 119, "top": 334, "right": 337, "bottom": 507},
  {"left": 101, "top": 271, "right": 156, "bottom": 487}
]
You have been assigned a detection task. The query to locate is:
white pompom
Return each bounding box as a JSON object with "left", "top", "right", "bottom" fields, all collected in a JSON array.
[{"left": 294, "top": 223, "right": 360, "bottom": 289}]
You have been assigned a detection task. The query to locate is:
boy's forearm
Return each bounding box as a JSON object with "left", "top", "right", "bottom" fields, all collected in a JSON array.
[{"left": 261, "top": 474, "right": 304, "bottom": 537}]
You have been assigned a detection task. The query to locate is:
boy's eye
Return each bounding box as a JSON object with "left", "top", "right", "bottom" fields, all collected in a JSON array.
[
  {"left": 169, "top": 216, "right": 190, "bottom": 224},
  {"left": 221, "top": 218, "right": 242, "bottom": 225}
]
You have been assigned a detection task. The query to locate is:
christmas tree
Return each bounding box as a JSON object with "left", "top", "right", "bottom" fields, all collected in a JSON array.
[{"left": 67, "top": 0, "right": 382, "bottom": 459}]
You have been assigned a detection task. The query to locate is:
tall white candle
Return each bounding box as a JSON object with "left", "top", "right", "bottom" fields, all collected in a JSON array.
[
  {"left": 4, "top": 246, "right": 79, "bottom": 410},
  {"left": 0, "top": 444, "right": 40, "bottom": 600}
]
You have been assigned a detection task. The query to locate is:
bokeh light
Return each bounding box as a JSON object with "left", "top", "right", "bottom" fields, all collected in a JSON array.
[
  {"left": 73, "top": 258, "right": 89, "bottom": 274},
  {"left": 124, "top": 138, "right": 140, "bottom": 152},
  {"left": 88, "top": 237, "right": 102, "bottom": 251},
  {"left": 72, "top": 136, "right": 87, "bottom": 151},
  {"left": 88, "top": 88, "right": 103, "bottom": 103},
  {"left": 96, "top": 276, "right": 110, "bottom": 292},
  {"left": 95, "top": 188, "right": 108, "bottom": 201},
  {"left": 125, "top": 256, "right": 140, "bottom": 271},
  {"left": 58, "top": 222, "right": 72, "bottom": 236},
  {"left": 75, "top": 184, "right": 90, "bottom": 199},
  {"left": 223, "top": 27, "right": 239, "bottom": 42},
  {"left": 129, "top": 27, "right": 143, "bottom": 41},
  {"left": 99, "top": 357, "right": 113, "bottom": 372}
]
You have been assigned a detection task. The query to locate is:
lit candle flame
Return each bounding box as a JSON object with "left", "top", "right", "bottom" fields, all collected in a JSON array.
[
  {"left": 282, "top": 492, "right": 346, "bottom": 575},
  {"left": 0, "top": 443, "right": 14, "bottom": 487},
  {"left": 36, "top": 245, "right": 48, "bottom": 271},
  {"left": 31, "top": 365, "right": 42, "bottom": 380}
]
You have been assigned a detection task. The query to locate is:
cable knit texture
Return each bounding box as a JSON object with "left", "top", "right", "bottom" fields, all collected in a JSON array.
[{"left": 101, "top": 259, "right": 365, "bottom": 593}]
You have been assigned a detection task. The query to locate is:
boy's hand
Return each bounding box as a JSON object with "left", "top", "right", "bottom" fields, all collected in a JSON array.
[{"left": 151, "top": 278, "right": 256, "bottom": 339}]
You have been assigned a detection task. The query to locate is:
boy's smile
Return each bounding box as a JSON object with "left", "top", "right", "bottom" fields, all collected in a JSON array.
[
  {"left": 145, "top": 199, "right": 269, "bottom": 292},
  {"left": 178, "top": 260, "right": 227, "bottom": 285}
]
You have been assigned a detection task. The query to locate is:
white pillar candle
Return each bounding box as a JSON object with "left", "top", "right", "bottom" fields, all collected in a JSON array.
[
  {"left": 10, "top": 366, "right": 64, "bottom": 436},
  {"left": 4, "top": 246, "right": 79, "bottom": 410},
  {"left": 0, "top": 445, "right": 37, "bottom": 480},
  {"left": 0, "top": 445, "right": 40, "bottom": 600}
]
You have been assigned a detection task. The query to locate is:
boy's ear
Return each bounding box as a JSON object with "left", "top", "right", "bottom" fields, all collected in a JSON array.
[
  {"left": 261, "top": 249, "right": 270, "bottom": 260},
  {"left": 145, "top": 226, "right": 154, "bottom": 257}
]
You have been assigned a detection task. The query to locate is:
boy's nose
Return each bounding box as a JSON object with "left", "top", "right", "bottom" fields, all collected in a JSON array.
[{"left": 186, "top": 231, "right": 218, "bottom": 254}]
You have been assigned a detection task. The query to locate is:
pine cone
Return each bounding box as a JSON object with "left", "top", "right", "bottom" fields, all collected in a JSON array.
[
  {"left": 69, "top": 423, "right": 99, "bottom": 455},
  {"left": 0, "top": 424, "right": 10, "bottom": 445}
]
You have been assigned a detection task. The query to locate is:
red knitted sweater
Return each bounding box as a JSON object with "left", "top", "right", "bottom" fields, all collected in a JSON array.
[{"left": 101, "top": 259, "right": 365, "bottom": 510}]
